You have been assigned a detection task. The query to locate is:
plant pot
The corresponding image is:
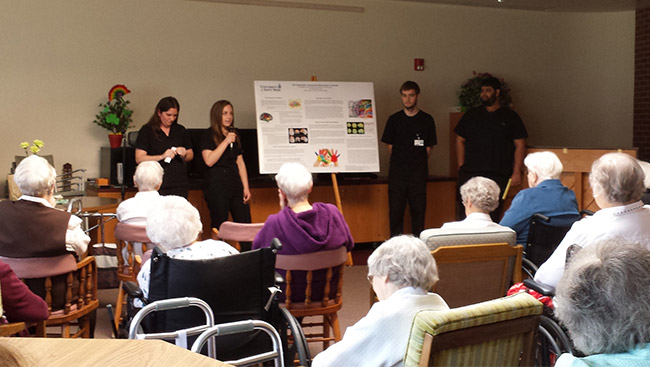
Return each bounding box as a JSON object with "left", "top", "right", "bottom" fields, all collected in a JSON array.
[{"left": 108, "top": 133, "right": 124, "bottom": 148}]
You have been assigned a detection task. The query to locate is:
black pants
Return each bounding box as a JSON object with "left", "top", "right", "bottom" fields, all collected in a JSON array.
[
  {"left": 204, "top": 172, "right": 251, "bottom": 231},
  {"left": 456, "top": 168, "right": 509, "bottom": 222},
  {"left": 388, "top": 166, "right": 427, "bottom": 238}
]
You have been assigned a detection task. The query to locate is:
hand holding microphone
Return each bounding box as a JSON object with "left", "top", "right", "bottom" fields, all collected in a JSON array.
[{"left": 228, "top": 127, "right": 236, "bottom": 150}]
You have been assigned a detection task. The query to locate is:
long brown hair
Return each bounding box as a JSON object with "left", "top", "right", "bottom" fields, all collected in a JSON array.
[
  {"left": 146, "top": 96, "right": 180, "bottom": 136},
  {"left": 209, "top": 100, "right": 240, "bottom": 146}
]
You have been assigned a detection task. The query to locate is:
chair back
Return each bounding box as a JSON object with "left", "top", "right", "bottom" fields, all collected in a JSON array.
[
  {"left": 114, "top": 222, "right": 153, "bottom": 282},
  {"left": 432, "top": 243, "right": 523, "bottom": 308},
  {"left": 403, "top": 292, "right": 542, "bottom": 367},
  {"left": 0, "top": 255, "right": 98, "bottom": 338},
  {"left": 525, "top": 213, "right": 579, "bottom": 267},
  {"left": 213, "top": 222, "right": 264, "bottom": 251},
  {"left": 422, "top": 229, "right": 516, "bottom": 251},
  {"left": 146, "top": 247, "right": 278, "bottom": 361},
  {"left": 275, "top": 246, "right": 347, "bottom": 308}
]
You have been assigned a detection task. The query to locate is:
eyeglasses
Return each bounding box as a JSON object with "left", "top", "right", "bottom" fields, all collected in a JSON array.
[{"left": 367, "top": 274, "right": 374, "bottom": 284}]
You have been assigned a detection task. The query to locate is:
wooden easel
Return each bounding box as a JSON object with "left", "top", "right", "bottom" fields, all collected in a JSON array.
[{"left": 311, "top": 75, "right": 353, "bottom": 266}]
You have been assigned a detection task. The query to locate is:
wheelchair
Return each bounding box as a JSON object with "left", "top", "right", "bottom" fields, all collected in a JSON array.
[
  {"left": 521, "top": 244, "right": 584, "bottom": 366},
  {"left": 116, "top": 239, "right": 311, "bottom": 366},
  {"left": 522, "top": 212, "right": 583, "bottom": 279}
]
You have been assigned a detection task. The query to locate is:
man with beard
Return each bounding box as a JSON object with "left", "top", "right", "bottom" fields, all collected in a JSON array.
[
  {"left": 381, "top": 81, "right": 437, "bottom": 237},
  {"left": 455, "top": 77, "right": 527, "bottom": 221}
]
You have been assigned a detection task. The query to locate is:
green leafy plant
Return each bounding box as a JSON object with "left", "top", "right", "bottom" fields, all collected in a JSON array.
[
  {"left": 457, "top": 71, "right": 511, "bottom": 112},
  {"left": 93, "top": 85, "right": 133, "bottom": 134}
]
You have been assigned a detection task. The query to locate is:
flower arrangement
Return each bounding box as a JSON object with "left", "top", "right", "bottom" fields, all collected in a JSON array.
[
  {"left": 19, "top": 139, "right": 45, "bottom": 155},
  {"left": 457, "top": 71, "right": 511, "bottom": 112},
  {"left": 93, "top": 84, "right": 133, "bottom": 134}
]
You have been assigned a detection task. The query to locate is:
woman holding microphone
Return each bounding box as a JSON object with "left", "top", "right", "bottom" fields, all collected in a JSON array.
[{"left": 200, "top": 100, "right": 252, "bottom": 236}]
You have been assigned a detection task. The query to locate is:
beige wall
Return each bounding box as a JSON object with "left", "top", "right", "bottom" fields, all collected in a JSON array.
[{"left": 1, "top": 0, "right": 634, "bottom": 196}]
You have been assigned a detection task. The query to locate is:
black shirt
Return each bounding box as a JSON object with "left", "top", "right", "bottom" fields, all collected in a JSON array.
[
  {"left": 135, "top": 123, "right": 193, "bottom": 191},
  {"left": 381, "top": 110, "right": 437, "bottom": 171},
  {"left": 199, "top": 128, "right": 243, "bottom": 187},
  {"left": 455, "top": 106, "right": 528, "bottom": 177}
]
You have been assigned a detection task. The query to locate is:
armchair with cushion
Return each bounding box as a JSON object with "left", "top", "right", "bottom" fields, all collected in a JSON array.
[
  {"left": 403, "top": 292, "right": 543, "bottom": 367},
  {"left": 212, "top": 221, "right": 264, "bottom": 252}
]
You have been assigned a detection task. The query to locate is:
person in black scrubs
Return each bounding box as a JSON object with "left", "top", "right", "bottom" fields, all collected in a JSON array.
[
  {"left": 135, "top": 96, "right": 194, "bottom": 198},
  {"left": 200, "top": 100, "right": 252, "bottom": 232}
]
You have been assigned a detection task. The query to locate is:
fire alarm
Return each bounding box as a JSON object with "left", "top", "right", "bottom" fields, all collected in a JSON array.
[{"left": 414, "top": 58, "right": 424, "bottom": 71}]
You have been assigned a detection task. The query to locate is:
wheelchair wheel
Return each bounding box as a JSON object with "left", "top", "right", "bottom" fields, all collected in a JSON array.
[
  {"left": 522, "top": 257, "right": 538, "bottom": 279},
  {"left": 535, "top": 315, "right": 573, "bottom": 366},
  {"left": 279, "top": 306, "right": 311, "bottom": 366}
]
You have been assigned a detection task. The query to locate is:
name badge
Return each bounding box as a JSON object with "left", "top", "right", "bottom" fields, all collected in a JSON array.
[{"left": 414, "top": 139, "right": 424, "bottom": 146}]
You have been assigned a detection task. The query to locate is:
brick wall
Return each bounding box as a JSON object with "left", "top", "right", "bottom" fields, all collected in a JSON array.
[{"left": 635, "top": 7, "right": 650, "bottom": 160}]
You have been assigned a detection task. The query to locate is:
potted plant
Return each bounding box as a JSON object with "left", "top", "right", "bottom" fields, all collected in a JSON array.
[
  {"left": 457, "top": 71, "right": 511, "bottom": 112},
  {"left": 93, "top": 84, "right": 133, "bottom": 148}
]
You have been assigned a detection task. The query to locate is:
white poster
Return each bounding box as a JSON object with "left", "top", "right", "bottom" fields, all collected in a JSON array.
[{"left": 254, "top": 81, "right": 380, "bottom": 174}]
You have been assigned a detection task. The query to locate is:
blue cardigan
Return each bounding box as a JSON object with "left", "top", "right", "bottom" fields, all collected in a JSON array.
[{"left": 499, "top": 179, "right": 580, "bottom": 246}]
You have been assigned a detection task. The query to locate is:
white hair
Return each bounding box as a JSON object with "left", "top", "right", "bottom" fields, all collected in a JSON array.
[
  {"left": 589, "top": 153, "right": 645, "bottom": 204},
  {"left": 368, "top": 235, "right": 438, "bottom": 291},
  {"left": 146, "top": 196, "right": 202, "bottom": 252},
  {"left": 134, "top": 161, "right": 164, "bottom": 191},
  {"left": 275, "top": 162, "right": 313, "bottom": 207},
  {"left": 555, "top": 240, "right": 650, "bottom": 355},
  {"left": 13, "top": 155, "right": 56, "bottom": 197},
  {"left": 637, "top": 160, "right": 650, "bottom": 189},
  {"left": 460, "top": 176, "right": 500, "bottom": 213},
  {"left": 524, "top": 151, "right": 563, "bottom": 181}
]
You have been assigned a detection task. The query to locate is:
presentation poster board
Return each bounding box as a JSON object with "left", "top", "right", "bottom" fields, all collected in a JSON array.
[{"left": 254, "top": 81, "right": 380, "bottom": 174}]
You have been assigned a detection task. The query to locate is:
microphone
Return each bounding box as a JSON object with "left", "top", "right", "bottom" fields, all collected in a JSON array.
[{"left": 228, "top": 127, "right": 236, "bottom": 149}]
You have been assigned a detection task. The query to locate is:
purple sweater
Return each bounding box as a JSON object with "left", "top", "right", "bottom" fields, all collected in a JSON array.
[{"left": 252, "top": 202, "right": 354, "bottom": 254}]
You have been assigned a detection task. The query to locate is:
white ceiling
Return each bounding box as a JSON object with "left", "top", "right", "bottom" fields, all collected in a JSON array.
[{"left": 392, "top": 0, "right": 638, "bottom": 12}]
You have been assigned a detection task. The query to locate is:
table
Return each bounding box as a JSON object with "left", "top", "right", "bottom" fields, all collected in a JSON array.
[{"left": 1, "top": 338, "right": 233, "bottom": 367}]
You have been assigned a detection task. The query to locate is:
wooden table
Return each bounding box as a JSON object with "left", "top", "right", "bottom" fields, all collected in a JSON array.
[{"left": 1, "top": 338, "right": 233, "bottom": 367}]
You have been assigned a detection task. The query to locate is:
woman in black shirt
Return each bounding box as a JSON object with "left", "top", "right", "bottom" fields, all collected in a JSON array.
[
  {"left": 135, "top": 96, "right": 194, "bottom": 198},
  {"left": 201, "top": 100, "right": 251, "bottom": 230}
]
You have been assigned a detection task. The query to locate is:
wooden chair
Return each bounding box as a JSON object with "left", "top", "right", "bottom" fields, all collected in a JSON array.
[
  {"left": 114, "top": 222, "right": 153, "bottom": 331},
  {"left": 403, "top": 292, "right": 542, "bottom": 367},
  {"left": 0, "top": 254, "right": 99, "bottom": 338},
  {"left": 212, "top": 221, "right": 264, "bottom": 251},
  {"left": 432, "top": 242, "right": 523, "bottom": 308},
  {"left": 0, "top": 321, "right": 46, "bottom": 337},
  {"left": 275, "top": 246, "right": 347, "bottom": 349}
]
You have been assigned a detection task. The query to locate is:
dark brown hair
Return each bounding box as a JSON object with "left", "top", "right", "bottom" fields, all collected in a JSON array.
[
  {"left": 209, "top": 100, "right": 239, "bottom": 146},
  {"left": 146, "top": 96, "right": 180, "bottom": 136}
]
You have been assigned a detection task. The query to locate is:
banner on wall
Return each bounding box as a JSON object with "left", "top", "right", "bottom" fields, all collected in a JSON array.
[{"left": 253, "top": 80, "right": 380, "bottom": 174}]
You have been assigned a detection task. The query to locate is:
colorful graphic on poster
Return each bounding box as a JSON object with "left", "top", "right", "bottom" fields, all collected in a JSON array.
[
  {"left": 348, "top": 99, "right": 373, "bottom": 118},
  {"left": 314, "top": 148, "right": 340, "bottom": 167},
  {"left": 346, "top": 122, "right": 365, "bottom": 135}
]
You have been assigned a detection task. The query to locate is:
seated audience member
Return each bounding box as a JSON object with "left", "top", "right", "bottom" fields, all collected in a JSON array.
[
  {"left": 137, "top": 196, "right": 238, "bottom": 300},
  {"left": 500, "top": 151, "right": 580, "bottom": 245},
  {"left": 0, "top": 155, "right": 89, "bottom": 258},
  {"left": 311, "top": 235, "right": 448, "bottom": 367},
  {"left": 554, "top": 240, "right": 650, "bottom": 366},
  {"left": 0, "top": 260, "right": 49, "bottom": 323},
  {"left": 638, "top": 159, "right": 650, "bottom": 205},
  {"left": 535, "top": 152, "right": 650, "bottom": 288},
  {"left": 420, "top": 176, "right": 514, "bottom": 240},
  {"left": 252, "top": 162, "right": 354, "bottom": 254},
  {"left": 116, "top": 161, "right": 164, "bottom": 225}
]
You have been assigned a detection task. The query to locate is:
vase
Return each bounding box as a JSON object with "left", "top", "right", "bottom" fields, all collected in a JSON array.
[{"left": 108, "top": 133, "right": 124, "bottom": 148}]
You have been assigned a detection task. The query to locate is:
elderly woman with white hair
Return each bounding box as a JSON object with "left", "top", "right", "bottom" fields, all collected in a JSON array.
[
  {"left": 535, "top": 152, "right": 650, "bottom": 288},
  {"left": 419, "top": 176, "right": 513, "bottom": 240},
  {"left": 137, "top": 196, "right": 237, "bottom": 300},
  {"left": 499, "top": 151, "right": 580, "bottom": 245},
  {"left": 252, "top": 162, "right": 353, "bottom": 254},
  {"left": 116, "top": 161, "right": 164, "bottom": 225},
  {"left": 311, "top": 235, "right": 448, "bottom": 367},
  {"left": 554, "top": 240, "right": 650, "bottom": 366},
  {"left": 0, "top": 155, "right": 89, "bottom": 258}
]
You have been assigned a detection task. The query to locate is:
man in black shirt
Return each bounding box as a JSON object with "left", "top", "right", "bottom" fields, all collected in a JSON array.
[
  {"left": 381, "top": 81, "right": 437, "bottom": 237},
  {"left": 455, "top": 77, "right": 527, "bottom": 221}
]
